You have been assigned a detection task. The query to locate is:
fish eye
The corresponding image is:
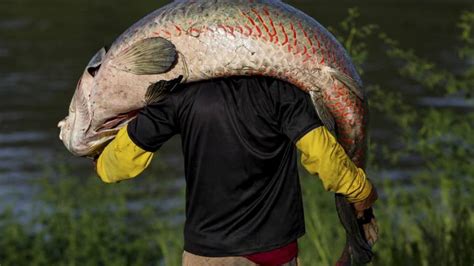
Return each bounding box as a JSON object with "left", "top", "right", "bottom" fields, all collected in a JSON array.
[
  {"left": 87, "top": 65, "right": 101, "bottom": 77},
  {"left": 86, "top": 47, "right": 108, "bottom": 77}
]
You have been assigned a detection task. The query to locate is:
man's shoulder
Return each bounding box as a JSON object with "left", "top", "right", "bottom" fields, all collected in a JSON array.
[{"left": 176, "top": 76, "right": 303, "bottom": 96}]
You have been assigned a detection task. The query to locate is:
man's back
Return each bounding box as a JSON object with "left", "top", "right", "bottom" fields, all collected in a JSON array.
[
  {"left": 96, "top": 76, "right": 376, "bottom": 265},
  {"left": 127, "top": 76, "right": 322, "bottom": 256}
]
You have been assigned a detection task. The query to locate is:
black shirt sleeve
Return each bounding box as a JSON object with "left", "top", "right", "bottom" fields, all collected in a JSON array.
[
  {"left": 272, "top": 80, "right": 323, "bottom": 142},
  {"left": 127, "top": 95, "right": 178, "bottom": 152}
]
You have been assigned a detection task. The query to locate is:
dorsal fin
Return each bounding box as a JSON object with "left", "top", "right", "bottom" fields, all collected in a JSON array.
[
  {"left": 145, "top": 76, "right": 183, "bottom": 105},
  {"left": 114, "top": 37, "right": 177, "bottom": 75}
]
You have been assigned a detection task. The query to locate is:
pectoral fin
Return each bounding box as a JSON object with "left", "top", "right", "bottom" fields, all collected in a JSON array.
[
  {"left": 145, "top": 76, "right": 183, "bottom": 105},
  {"left": 114, "top": 37, "right": 177, "bottom": 75}
]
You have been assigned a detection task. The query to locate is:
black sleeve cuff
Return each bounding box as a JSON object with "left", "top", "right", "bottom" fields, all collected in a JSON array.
[
  {"left": 291, "top": 123, "right": 322, "bottom": 144},
  {"left": 126, "top": 121, "right": 160, "bottom": 153}
]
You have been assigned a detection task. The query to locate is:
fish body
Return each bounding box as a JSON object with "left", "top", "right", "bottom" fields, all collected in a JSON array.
[
  {"left": 58, "top": 0, "right": 369, "bottom": 263},
  {"left": 59, "top": 0, "right": 366, "bottom": 164}
]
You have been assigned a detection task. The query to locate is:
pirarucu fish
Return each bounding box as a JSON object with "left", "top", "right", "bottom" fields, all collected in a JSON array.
[{"left": 57, "top": 0, "right": 371, "bottom": 264}]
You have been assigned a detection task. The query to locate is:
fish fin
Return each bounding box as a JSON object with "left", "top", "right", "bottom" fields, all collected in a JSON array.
[
  {"left": 309, "top": 91, "right": 336, "bottom": 134},
  {"left": 114, "top": 37, "right": 177, "bottom": 75},
  {"left": 145, "top": 75, "right": 183, "bottom": 105},
  {"left": 325, "top": 67, "right": 365, "bottom": 100}
]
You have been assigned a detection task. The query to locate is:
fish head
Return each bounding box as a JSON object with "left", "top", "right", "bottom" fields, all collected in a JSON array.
[
  {"left": 58, "top": 47, "right": 118, "bottom": 157},
  {"left": 58, "top": 36, "right": 179, "bottom": 157},
  {"left": 58, "top": 47, "right": 143, "bottom": 157}
]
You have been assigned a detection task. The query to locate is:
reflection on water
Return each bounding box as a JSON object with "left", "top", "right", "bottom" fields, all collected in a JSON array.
[
  {"left": 0, "top": 0, "right": 472, "bottom": 210},
  {"left": 418, "top": 97, "right": 474, "bottom": 108}
]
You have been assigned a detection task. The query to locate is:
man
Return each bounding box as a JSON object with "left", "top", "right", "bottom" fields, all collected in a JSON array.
[{"left": 95, "top": 76, "right": 377, "bottom": 265}]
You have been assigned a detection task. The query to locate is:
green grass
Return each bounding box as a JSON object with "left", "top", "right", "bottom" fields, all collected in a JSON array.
[
  {"left": 0, "top": 167, "right": 472, "bottom": 266},
  {"left": 299, "top": 172, "right": 474, "bottom": 266},
  {"left": 0, "top": 174, "right": 184, "bottom": 266},
  {"left": 1, "top": 8, "right": 473, "bottom": 266}
]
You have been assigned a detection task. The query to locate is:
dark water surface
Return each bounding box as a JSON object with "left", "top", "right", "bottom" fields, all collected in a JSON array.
[{"left": 0, "top": 0, "right": 472, "bottom": 210}]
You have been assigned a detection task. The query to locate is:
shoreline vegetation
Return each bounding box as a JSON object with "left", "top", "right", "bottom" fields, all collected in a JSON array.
[{"left": 1, "top": 8, "right": 473, "bottom": 266}]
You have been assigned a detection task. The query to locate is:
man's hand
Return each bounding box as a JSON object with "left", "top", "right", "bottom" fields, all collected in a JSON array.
[
  {"left": 357, "top": 208, "right": 379, "bottom": 246},
  {"left": 353, "top": 188, "right": 379, "bottom": 246}
]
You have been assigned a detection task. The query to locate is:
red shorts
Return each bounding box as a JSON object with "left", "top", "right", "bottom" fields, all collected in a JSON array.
[{"left": 244, "top": 241, "right": 298, "bottom": 266}]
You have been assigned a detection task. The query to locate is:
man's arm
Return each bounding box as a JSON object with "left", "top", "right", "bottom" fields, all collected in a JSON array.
[
  {"left": 297, "top": 126, "right": 379, "bottom": 247},
  {"left": 95, "top": 91, "right": 178, "bottom": 183},
  {"left": 96, "top": 125, "right": 154, "bottom": 183},
  {"left": 295, "top": 126, "right": 377, "bottom": 208}
]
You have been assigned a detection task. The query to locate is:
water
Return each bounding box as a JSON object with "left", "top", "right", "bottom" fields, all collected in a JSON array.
[{"left": 0, "top": 0, "right": 472, "bottom": 209}]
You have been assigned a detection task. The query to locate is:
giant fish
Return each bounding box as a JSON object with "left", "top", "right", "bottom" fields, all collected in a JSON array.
[{"left": 57, "top": 0, "right": 372, "bottom": 264}]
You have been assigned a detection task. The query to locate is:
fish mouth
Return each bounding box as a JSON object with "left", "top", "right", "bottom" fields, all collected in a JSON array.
[
  {"left": 57, "top": 118, "right": 68, "bottom": 141},
  {"left": 58, "top": 110, "right": 140, "bottom": 157},
  {"left": 86, "top": 110, "right": 141, "bottom": 156},
  {"left": 96, "top": 110, "right": 141, "bottom": 133}
]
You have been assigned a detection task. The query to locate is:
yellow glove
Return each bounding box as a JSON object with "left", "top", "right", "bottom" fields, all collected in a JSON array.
[
  {"left": 96, "top": 125, "right": 154, "bottom": 183},
  {"left": 296, "top": 126, "right": 374, "bottom": 203}
]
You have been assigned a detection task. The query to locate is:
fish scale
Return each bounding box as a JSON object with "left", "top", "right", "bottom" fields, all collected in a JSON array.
[{"left": 58, "top": 1, "right": 370, "bottom": 264}]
